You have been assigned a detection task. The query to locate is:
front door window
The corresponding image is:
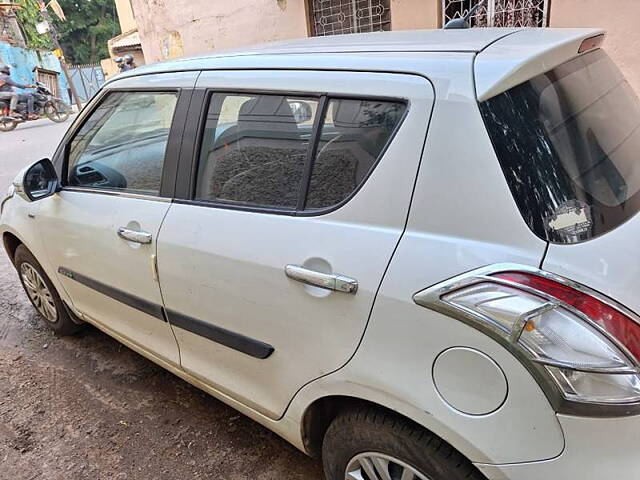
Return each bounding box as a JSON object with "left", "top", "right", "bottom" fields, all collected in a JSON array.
[{"left": 67, "top": 91, "right": 178, "bottom": 195}]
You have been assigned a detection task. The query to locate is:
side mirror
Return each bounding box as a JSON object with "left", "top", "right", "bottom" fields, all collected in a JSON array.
[
  {"left": 14, "top": 158, "right": 60, "bottom": 202},
  {"left": 289, "top": 101, "right": 313, "bottom": 124}
]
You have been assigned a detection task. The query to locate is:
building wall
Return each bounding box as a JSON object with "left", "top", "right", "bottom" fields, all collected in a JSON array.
[
  {"left": 391, "top": 0, "right": 439, "bottom": 30},
  {"left": 550, "top": 0, "right": 640, "bottom": 93},
  {"left": 115, "top": 0, "right": 138, "bottom": 34},
  {"left": 131, "top": 0, "right": 442, "bottom": 63},
  {"left": 127, "top": 0, "right": 640, "bottom": 96},
  {"left": 0, "top": 43, "right": 70, "bottom": 103},
  {"left": 100, "top": 57, "right": 119, "bottom": 79},
  {"left": 0, "top": 14, "right": 26, "bottom": 47},
  {"left": 130, "top": 0, "right": 310, "bottom": 63}
]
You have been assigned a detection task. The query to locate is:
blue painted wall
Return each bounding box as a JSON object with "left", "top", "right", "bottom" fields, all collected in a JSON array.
[{"left": 0, "top": 42, "right": 70, "bottom": 103}]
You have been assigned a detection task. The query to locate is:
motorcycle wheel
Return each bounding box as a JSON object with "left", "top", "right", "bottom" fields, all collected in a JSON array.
[
  {"left": 45, "top": 101, "right": 70, "bottom": 123},
  {"left": 0, "top": 118, "right": 17, "bottom": 132}
]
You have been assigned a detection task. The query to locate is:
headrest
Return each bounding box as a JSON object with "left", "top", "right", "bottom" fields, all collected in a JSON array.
[{"left": 237, "top": 96, "right": 299, "bottom": 134}]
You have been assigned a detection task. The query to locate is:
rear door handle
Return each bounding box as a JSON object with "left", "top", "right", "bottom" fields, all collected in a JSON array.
[
  {"left": 285, "top": 264, "right": 358, "bottom": 294},
  {"left": 117, "top": 227, "right": 152, "bottom": 244}
]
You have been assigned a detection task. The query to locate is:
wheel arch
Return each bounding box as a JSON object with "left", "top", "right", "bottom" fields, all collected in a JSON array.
[
  {"left": 302, "top": 395, "right": 364, "bottom": 458},
  {"left": 3, "top": 231, "right": 23, "bottom": 264},
  {"left": 2, "top": 229, "right": 77, "bottom": 317},
  {"left": 300, "top": 394, "right": 478, "bottom": 463}
]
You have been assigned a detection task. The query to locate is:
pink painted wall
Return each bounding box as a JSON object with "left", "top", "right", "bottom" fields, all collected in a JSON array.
[
  {"left": 130, "top": 0, "right": 310, "bottom": 63},
  {"left": 391, "top": 0, "right": 440, "bottom": 30},
  {"left": 130, "top": 0, "right": 444, "bottom": 63},
  {"left": 550, "top": 0, "right": 640, "bottom": 93}
]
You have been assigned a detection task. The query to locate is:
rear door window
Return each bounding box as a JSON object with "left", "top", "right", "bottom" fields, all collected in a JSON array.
[
  {"left": 193, "top": 92, "right": 406, "bottom": 212},
  {"left": 305, "top": 98, "right": 406, "bottom": 210},
  {"left": 480, "top": 50, "right": 640, "bottom": 243}
]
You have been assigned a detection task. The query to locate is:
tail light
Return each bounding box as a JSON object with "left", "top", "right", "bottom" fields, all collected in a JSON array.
[
  {"left": 414, "top": 264, "right": 640, "bottom": 414},
  {"left": 493, "top": 272, "right": 640, "bottom": 363}
]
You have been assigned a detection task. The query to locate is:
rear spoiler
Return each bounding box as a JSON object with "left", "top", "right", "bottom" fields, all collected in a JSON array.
[{"left": 474, "top": 28, "right": 606, "bottom": 102}]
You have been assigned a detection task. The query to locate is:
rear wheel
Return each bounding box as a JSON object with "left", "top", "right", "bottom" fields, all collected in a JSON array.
[
  {"left": 322, "top": 406, "right": 485, "bottom": 480},
  {"left": 14, "top": 245, "right": 81, "bottom": 335},
  {"left": 345, "top": 453, "right": 432, "bottom": 480},
  {"left": 45, "top": 101, "right": 70, "bottom": 123},
  {"left": 0, "top": 117, "right": 17, "bottom": 132}
]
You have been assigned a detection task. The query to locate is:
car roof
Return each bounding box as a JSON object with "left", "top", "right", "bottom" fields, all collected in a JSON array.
[
  {"left": 116, "top": 28, "right": 522, "bottom": 79},
  {"left": 187, "top": 28, "right": 522, "bottom": 56},
  {"left": 108, "top": 28, "right": 606, "bottom": 101}
]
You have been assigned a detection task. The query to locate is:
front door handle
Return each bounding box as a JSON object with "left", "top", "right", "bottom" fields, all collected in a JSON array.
[
  {"left": 117, "top": 227, "right": 152, "bottom": 244},
  {"left": 285, "top": 264, "right": 358, "bottom": 294}
]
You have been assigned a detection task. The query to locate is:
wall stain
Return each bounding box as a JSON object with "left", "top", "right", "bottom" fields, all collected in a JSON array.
[{"left": 160, "top": 30, "right": 184, "bottom": 60}]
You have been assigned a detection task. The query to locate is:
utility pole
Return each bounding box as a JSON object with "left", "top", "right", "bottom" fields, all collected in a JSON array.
[{"left": 38, "top": 3, "right": 82, "bottom": 111}]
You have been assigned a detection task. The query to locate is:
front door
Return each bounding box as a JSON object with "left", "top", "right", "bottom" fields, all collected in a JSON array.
[
  {"left": 156, "top": 70, "right": 434, "bottom": 418},
  {"left": 38, "top": 75, "right": 195, "bottom": 366}
]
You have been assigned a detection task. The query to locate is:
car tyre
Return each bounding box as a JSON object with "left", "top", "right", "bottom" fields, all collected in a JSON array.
[
  {"left": 322, "top": 406, "right": 485, "bottom": 480},
  {"left": 14, "top": 245, "right": 82, "bottom": 335}
]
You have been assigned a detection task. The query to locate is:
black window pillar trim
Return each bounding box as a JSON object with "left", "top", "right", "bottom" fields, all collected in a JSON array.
[
  {"left": 159, "top": 87, "right": 195, "bottom": 198},
  {"left": 296, "top": 95, "right": 328, "bottom": 210},
  {"left": 175, "top": 87, "right": 208, "bottom": 200}
]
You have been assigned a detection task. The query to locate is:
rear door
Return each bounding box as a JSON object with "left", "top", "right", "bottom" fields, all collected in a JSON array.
[
  {"left": 37, "top": 73, "right": 196, "bottom": 365},
  {"left": 156, "top": 70, "right": 434, "bottom": 418}
]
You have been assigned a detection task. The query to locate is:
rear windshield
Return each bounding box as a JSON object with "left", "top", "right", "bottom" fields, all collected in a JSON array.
[{"left": 480, "top": 49, "right": 640, "bottom": 243}]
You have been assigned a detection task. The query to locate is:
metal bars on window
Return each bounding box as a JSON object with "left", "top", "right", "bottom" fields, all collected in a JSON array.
[
  {"left": 309, "top": 0, "right": 391, "bottom": 37},
  {"left": 442, "top": 0, "right": 549, "bottom": 28}
]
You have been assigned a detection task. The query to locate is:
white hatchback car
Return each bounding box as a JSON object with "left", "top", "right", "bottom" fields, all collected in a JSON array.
[{"left": 2, "top": 28, "right": 640, "bottom": 479}]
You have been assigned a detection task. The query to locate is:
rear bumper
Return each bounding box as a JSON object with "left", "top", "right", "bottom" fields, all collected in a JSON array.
[{"left": 475, "top": 414, "right": 640, "bottom": 479}]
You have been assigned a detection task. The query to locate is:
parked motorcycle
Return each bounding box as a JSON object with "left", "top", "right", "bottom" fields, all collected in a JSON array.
[{"left": 0, "top": 82, "right": 71, "bottom": 132}]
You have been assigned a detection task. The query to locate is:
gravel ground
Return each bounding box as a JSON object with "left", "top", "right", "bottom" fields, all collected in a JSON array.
[{"left": 0, "top": 120, "right": 323, "bottom": 480}]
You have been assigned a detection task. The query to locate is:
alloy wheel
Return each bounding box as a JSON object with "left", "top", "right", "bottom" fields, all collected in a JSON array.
[
  {"left": 345, "top": 452, "right": 431, "bottom": 480},
  {"left": 20, "top": 263, "right": 58, "bottom": 322}
]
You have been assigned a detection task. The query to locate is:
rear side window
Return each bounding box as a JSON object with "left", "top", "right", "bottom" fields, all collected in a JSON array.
[
  {"left": 67, "top": 91, "right": 178, "bottom": 195},
  {"left": 194, "top": 92, "right": 406, "bottom": 212},
  {"left": 480, "top": 50, "right": 640, "bottom": 243},
  {"left": 306, "top": 99, "right": 406, "bottom": 210}
]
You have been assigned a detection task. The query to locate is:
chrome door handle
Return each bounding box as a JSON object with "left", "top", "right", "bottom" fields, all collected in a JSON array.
[
  {"left": 285, "top": 264, "right": 358, "bottom": 294},
  {"left": 117, "top": 227, "right": 152, "bottom": 244}
]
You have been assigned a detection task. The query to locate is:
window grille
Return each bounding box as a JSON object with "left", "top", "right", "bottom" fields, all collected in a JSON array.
[
  {"left": 443, "top": 0, "right": 549, "bottom": 28},
  {"left": 309, "top": 0, "right": 391, "bottom": 37}
]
